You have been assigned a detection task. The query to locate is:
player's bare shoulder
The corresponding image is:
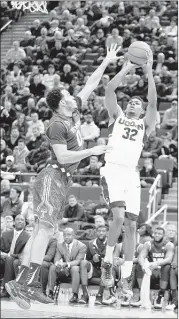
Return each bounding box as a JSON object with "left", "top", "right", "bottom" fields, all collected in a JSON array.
[{"left": 165, "top": 241, "right": 175, "bottom": 251}]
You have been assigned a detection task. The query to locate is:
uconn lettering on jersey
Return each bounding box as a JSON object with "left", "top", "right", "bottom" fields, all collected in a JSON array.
[{"left": 118, "top": 118, "right": 144, "bottom": 131}]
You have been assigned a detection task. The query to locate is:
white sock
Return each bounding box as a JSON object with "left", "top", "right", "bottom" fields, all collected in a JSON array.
[
  {"left": 104, "top": 245, "right": 115, "bottom": 263},
  {"left": 121, "top": 261, "right": 133, "bottom": 279}
]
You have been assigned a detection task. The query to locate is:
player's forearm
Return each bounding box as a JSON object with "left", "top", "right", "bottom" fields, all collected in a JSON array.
[
  {"left": 106, "top": 64, "right": 132, "bottom": 91},
  {"left": 147, "top": 68, "right": 157, "bottom": 108},
  {"left": 85, "top": 57, "right": 110, "bottom": 89},
  {"left": 156, "top": 256, "right": 173, "bottom": 267},
  {"left": 138, "top": 251, "right": 148, "bottom": 267},
  {"left": 57, "top": 149, "right": 93, "bottom": 165}
]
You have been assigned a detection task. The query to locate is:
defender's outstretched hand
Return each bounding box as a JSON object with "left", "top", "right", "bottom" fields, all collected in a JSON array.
[{"left": 106, "top": 44, "right": 121, "bottom": 63}]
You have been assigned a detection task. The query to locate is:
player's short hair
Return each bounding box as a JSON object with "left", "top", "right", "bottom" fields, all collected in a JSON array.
[
  {"left": 46, "top": 89, "right": 63, "bottom": 111},
  {"left": 130, "top": 96, "right": 144, "bottom": 107},
  {"left": 96, "top": 224, "right": 109, "bottom": 231}
]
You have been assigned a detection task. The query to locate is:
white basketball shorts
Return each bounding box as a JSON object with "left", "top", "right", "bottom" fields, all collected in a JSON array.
[{"left": 101, "top": 163, "right": 141, "bottom": 219}]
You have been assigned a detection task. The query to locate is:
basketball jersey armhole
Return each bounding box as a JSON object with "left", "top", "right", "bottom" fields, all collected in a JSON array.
[{"left": 45, "top": 119, "right": 69, "bottom": 144}]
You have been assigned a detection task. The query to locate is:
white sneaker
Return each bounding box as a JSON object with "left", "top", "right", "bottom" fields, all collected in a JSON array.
[
  {"left": 121, "top": 278, "right": 133, "bottom": 300},
  {"left": 154, "top": 296, "right": 163, "bottom": 309},
  {"left": 166, "top": 304, "right": 175, "bottom": 311},
  {"left": 130, "top": 300, "right": 142, "bottom": 307},
  {"left": 102, "top": 295, "right": 117, "bottom": 305},
  {"left": 120, "top": 295, "right": 130, "bottom": 307}
]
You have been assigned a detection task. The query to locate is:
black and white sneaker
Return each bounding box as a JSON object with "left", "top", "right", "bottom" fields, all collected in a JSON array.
[
  {"left": 95, "top": 294, "right": 103, "bottom": 305},
  {"left": 5, "top": 280, "right": 31, "bottom": 310},
  {"left": 22, "top": 283, "right": 54, "bottom": 304},
  {"left": 154, "top": 295, "right": 163, "bottom": 309},
  {"left": 78, "top": 294, "right": 89, "bottom": 304},
  {"left": 101, "top": 261, "right": 114, "bottom": 288}
]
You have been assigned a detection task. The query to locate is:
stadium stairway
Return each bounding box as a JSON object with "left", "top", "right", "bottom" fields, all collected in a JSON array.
[
  {"left": 155, "top": 178, "right": 177, "bottom": 226},
  {"left": 1, "top": 11, "right": 47, "bottom": 60}
]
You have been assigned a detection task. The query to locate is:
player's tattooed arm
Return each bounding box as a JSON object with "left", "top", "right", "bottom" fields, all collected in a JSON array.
[
  {"left": 105, "top": 59, "right": 134, "bottom": 122},
  {"left": 77, "top": 44, "right": 120, "bottom": 103},
  {"left": 144, "top": 50, "right": 157, "bottom": 136}
]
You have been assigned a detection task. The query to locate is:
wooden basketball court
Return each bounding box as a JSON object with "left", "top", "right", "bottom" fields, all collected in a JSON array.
[{"left": 1, "top": 299, "right": 177, "bottom": 318}]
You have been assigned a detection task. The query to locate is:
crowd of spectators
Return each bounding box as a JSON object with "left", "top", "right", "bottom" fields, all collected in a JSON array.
[{"left": 0, "top": 0, "right": 178, "bottom": 310}]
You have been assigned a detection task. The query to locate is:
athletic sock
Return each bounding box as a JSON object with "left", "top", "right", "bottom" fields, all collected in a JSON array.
[
  {"left": 109, "top": 287, "right": 115, "bottom": 296},
  {"left": 121, "top": 261, "right": 133, "bottom": 279},
  {"left": 82, "top": 285, "right": 88, "bottom": 296},
  {"left": 26, "top": 263, "right": 41, "bottom": 287},
  {"left": 171, "top": 289, "right": 177, "bottom": 302},
  {"left": 158, "top": 289, "right": 165, "bottom": 298},
  {"left": 16, "top": 265, "right": 29, "bottom": 284},
  {"left": 97, "top": 286, "right": 104, "bottom": 296},
  {"left": 104, "top": 245, "right": 115, "bottom": 263}
]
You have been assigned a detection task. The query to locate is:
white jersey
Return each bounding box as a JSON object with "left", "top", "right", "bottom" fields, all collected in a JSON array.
[{"left": 105, "top": 115, "right": 145, "bottom": 168}]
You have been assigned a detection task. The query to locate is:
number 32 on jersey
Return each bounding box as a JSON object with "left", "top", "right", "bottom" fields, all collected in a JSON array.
[{"left": 122, "top": 127, "right": 138, "bottom": 141}]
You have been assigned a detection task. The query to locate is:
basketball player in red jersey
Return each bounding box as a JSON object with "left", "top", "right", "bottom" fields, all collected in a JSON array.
[
  {"left": 5, "top": 44, "right": 120, "bottom": 309},
  {"left": 100, "top": 49, "right": 157, "bottom": 303}
]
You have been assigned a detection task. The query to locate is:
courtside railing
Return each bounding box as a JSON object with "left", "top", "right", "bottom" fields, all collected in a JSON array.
[
  {"left": 147, "top": 174, "right": 161, "bottom": 220},
  {"left": 0, "top": 20, "right": 12, "bottom": 33},
  {"left": 146, "top": 204, "right": 168, "bottom": 226}
]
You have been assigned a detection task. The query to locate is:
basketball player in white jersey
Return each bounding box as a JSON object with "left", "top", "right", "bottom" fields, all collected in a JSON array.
[{"left": 100, "top": 49, "right": 157, "bottom": 303}]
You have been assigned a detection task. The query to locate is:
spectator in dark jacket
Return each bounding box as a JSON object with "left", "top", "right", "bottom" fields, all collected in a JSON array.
[
  {"left": 40, "top": 237, "right": 57, "bottom": 295},
  {"left": 29, "top": 74, "right": 46, "bottom": 99},
  {"left": 79, "top": 225, "right": 109, "bottom": 304},
  {"left": 79, "top": 156, "right": 100, "bottom": 186},
  {"left": 0, "top": 140, "right": 12, "bottom": 165},
  {"left": 20, "top": 31, "right": 35, "bottom": 50},
  {"left": 6, "top": 127, "right": 21, "bottom": 150},
  {"left": 16, "top": 87, "right": 32, "bottom": 109},
  {"left": 30, "top": 19, "right": 41, "bottom": 37},
  {"left": 61, "top": 195, "right": 84, "bottom": 225},
  {"left": 0, "top": 101, "right": 16, "bottom": 134},
  {"left": 26, "top": 127, "right": 46, "bottom": 151},
  {"left": 140, "top": 158, "right": 158, "bottom": 188},
  {"left": 0, "top": 214, "right": 29, "bottom": 298},
  {"left": 26, "top": 142, "right": 51, "bottom": 172},
  {"left": 2, "top": 187, "right": 23, "bottom": 219},
  {"left": 1, "top": 155, "right": 19, "bottom": 183},
  {"left": 142, "top": 131, "right": 163, "bottom": 159}
]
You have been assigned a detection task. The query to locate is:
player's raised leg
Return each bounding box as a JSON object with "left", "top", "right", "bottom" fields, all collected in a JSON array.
[{"left": 5, "top": 222, "right": 39, "bottom": 309}]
